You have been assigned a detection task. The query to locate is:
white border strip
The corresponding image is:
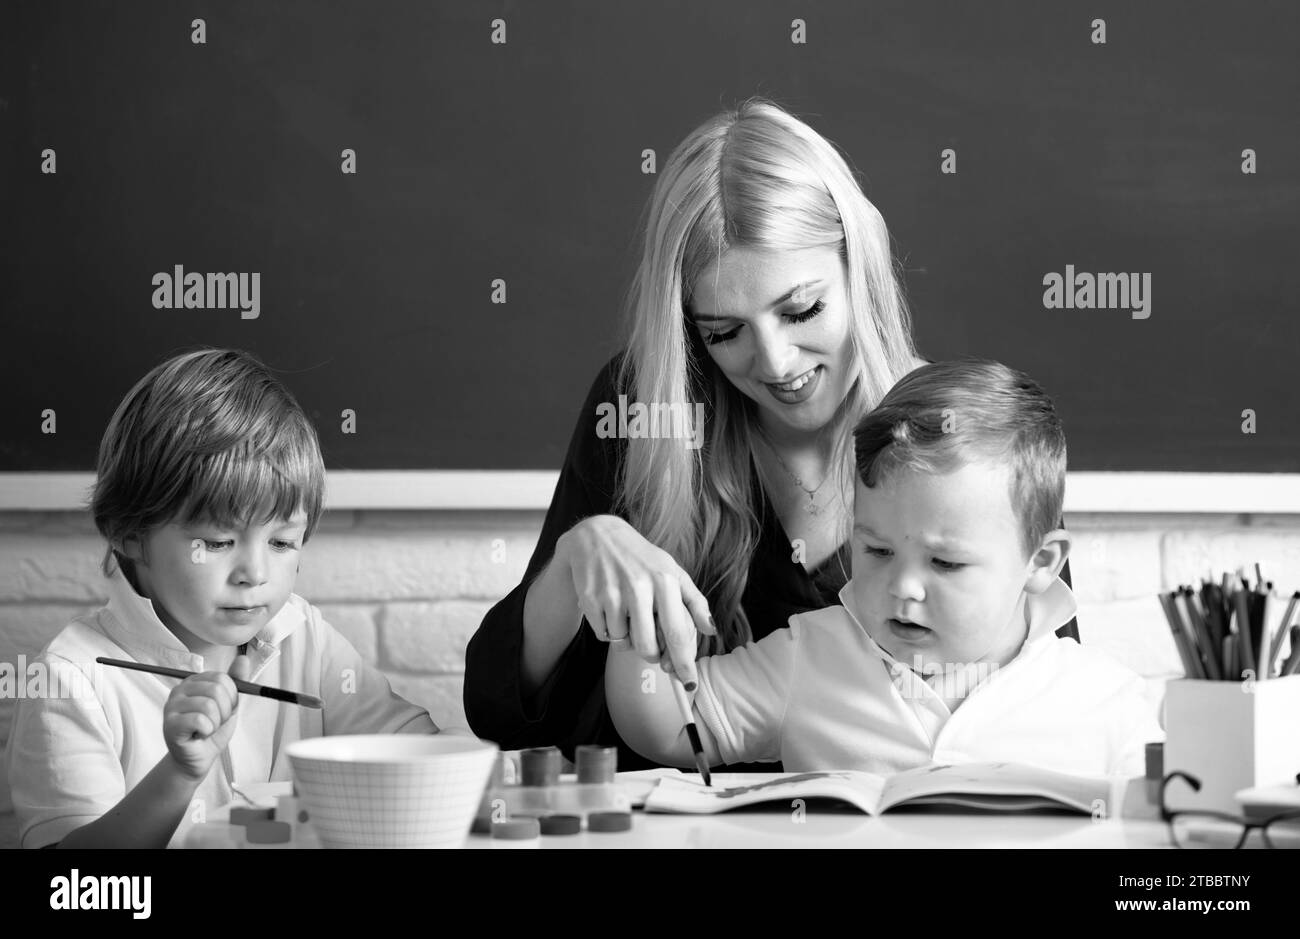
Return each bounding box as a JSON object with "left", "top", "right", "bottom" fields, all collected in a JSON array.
[
  {"left": 1064, "top": 473, "right": 1300, "bottom": 514},
  {"left": 0, "top": 471, "right": 1297, "bottom": 513}
]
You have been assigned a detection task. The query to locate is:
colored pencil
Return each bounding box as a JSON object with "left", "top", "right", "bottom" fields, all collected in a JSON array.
[
  {"left": 1159, "top": 592, "right": 1204, "bottom": 679},
  {"left": 1279, "top": 626, "right": 1300, "bottom": 677},
  {"left": 1265, "top": 592, "right": 1300, "bottom": 678},
  {"left": 1234, "top": 587, "right": 1255, "bottom": 681},
  {"left": 1177, "top": 587, "right": 1220, "bottom": 679}
]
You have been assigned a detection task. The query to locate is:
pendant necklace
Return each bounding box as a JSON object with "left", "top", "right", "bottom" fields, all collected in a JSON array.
[{"left": 757, "top": 431, "right": 829, "bottom": 516}]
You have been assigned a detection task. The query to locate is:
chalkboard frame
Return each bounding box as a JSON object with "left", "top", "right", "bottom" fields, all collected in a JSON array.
[{"left": 1, "top": 471, "right": 1297, "bottom": 514}]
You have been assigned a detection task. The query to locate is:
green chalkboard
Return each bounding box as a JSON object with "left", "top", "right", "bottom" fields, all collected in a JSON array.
[{"left": 2, "top": 0, "right": 1296, "bottom": 472}]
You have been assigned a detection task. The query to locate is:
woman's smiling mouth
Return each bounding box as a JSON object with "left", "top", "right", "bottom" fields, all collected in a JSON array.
[{"left": 763, "top": 365, "right": 822, "bottom": 404}]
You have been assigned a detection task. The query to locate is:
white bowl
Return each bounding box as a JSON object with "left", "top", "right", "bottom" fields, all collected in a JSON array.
[{"left": 285, "top": 734, "right": 498, "bottom": 848}]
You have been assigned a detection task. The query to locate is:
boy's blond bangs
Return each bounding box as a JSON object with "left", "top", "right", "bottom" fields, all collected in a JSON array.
[{"left": 92, "top": 349, "right": 326, "bottom": 574}]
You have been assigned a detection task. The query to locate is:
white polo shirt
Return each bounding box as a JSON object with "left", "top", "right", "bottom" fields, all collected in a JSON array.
[
  {"left": 692, "top": 577, "right": 1163, "bottom": 778},
  {"left": 5, "top": 567, "right": 436, "bottom": 848}
]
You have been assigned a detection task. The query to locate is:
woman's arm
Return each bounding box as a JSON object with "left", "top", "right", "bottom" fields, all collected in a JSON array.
[
  {"left": 463, "top": 357, "right": 624, "bottom": 750},
  {"left": 519, "top": 546, "right": 585, "bottom": 693},
  {"left": 464, "top": 356, "right": 714, "bottom": 755}
]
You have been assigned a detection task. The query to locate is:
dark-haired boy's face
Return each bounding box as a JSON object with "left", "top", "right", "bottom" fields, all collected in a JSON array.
[
  {"left": 849, "top": 463, "right": 1041, "bottom": 677},
  {"left": 127, "top": 512, "right": 307, "bottom": 661}
]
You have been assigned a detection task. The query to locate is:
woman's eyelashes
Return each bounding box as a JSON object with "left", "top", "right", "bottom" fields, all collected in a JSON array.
[
  {"left": 785, "top": 299, "right": 826, "bottom": 324},
  {"left": 699, "top": 300, "right": 826, "bottom": 345},
  {"left": 701, "top": 326, "right": 738, "bottom": 345}
]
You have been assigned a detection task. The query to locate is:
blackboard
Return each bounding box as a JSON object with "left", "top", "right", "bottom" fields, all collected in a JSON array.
[{"left": 2, "top": 0, "right": 1297, "bottom": 472}]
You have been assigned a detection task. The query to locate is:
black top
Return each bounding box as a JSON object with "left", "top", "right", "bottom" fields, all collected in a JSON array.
[{"left": 463, "top": 354, "right": 1079, "bottom": 770}]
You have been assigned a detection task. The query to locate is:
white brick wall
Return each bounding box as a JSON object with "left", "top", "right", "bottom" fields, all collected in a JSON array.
[
  {"left": 2, "top": 507, "right": 1299, "bottom": 846},
  {"left": 1065, "top": 514, "right": 1300, "bottom": 709}
]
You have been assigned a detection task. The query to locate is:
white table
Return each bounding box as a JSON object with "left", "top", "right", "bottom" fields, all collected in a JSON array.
[
  {"left": 180, "top": 775, "right": 1176, "bottom": 849},
  {"left": 474, "top": 810, "right": 1172, "bottom": 849}
]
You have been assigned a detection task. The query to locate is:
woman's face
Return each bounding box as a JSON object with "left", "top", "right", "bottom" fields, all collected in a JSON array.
[{"left": 689, "top": 246, "right": 855, "bottom": 442}]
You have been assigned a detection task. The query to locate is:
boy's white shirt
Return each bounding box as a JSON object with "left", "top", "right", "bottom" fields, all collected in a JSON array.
[
  {"left": 4, "top": 566, "right": 436, "bottom": 848},
  {"left": 689, "top": 576, "right": 1163, "bottom": 778}
]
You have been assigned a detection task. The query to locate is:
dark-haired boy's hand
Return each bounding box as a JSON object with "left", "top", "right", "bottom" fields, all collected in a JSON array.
[{"left": 162, "top": 655, "right": 252, "bottom": 781}]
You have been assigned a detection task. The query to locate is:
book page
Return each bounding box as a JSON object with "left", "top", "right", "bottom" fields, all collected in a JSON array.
[
  {"left": 643, "top": 771, "right": 888, "bottom": 815},
  {"left": 878, "top": 762, "right": 1114, "bottom": 814}
]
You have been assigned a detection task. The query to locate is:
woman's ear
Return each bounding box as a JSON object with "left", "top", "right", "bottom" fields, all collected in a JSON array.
[
  {"left": 1023, "top": 530, "right": 1071, "bottom": 595},
  {"left": 120, "top": 534, "right": 145, "bottom": 564}
]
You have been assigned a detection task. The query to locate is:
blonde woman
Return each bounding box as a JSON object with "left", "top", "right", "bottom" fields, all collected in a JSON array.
[{"left": 465, "top": 98, "right": 1077, "bottom": 770}]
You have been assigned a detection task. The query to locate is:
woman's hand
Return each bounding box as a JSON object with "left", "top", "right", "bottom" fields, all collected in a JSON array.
[
  {"left": 557, "top": 515, "right": 717, "bottom": 687},
  {"left": 162, "top": 656, "right": 251, "bottom": 781}
]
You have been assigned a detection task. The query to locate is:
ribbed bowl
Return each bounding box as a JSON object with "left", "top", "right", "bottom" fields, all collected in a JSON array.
[{"left": 285, "top": 734, "right": 498, "bottom": 848}]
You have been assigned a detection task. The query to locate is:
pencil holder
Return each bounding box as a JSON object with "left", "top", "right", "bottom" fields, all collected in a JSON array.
[{"left": 1162, "top": 674, "right": 1300, "bottom": 814}]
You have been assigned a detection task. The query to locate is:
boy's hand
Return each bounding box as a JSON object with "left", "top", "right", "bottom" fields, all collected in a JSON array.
[{"left": 163, "top": 656, "right": 251, "bottom": 781}]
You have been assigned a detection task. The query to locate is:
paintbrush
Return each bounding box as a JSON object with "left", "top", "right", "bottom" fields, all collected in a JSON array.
[
  {"left": 655, "top": 620, "right": 712, "bottom": 786},
  {"left": 669, "top": 676, "right": 712, "bottom": 787},
  {"left": 96, "top": 656, "right": 323, "bottom": 708}
]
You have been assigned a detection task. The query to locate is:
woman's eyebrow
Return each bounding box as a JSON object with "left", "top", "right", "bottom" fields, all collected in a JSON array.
[{"left": 690, "top": 279, "right": 826, "bottom": 323}]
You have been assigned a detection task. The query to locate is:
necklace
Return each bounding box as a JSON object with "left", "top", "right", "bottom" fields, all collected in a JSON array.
[{"left": 757, "top": 432, "right": 829, "bottom": 516}]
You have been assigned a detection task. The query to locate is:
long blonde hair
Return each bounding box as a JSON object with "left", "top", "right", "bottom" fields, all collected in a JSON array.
[{"left": 614, "top": 98, "right": 918, "bottom": 653}]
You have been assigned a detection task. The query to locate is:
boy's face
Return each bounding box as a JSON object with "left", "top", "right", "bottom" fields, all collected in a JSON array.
[
  {"left": 126, "top": 512, "right": 307, "bottom": 658},
  {"left": 849, "top": 461, "right": 1060, "bottom": 674}
]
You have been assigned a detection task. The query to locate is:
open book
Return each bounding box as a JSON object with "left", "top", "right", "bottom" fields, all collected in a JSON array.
[{"left": 643, "top": 762, "right": 1119, "bottom": 816}]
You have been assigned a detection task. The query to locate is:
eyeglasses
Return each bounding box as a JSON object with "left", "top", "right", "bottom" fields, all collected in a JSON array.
[{"left": 1160, "top": 770, "right": 1300, "bottom": 849}]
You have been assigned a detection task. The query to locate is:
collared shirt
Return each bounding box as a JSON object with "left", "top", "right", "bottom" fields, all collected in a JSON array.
[
  {"left": 691, "top": 576, "right": 1162, "bottom": 778},
  {"left": 464, "top": 353, "right": 1079, "bottom": 771},
  {"left": 5, "top": 567, "right": 436, "bottom": 848}
]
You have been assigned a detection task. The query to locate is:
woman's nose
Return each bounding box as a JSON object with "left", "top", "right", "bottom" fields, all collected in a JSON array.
[{"left": 751, "top": 322, "right": 798, "bottom": 380}]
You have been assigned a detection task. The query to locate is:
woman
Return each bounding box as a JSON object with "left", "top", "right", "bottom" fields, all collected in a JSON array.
[{"left": 464, "top": 98, "right": 1077, "bottom": 769}]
